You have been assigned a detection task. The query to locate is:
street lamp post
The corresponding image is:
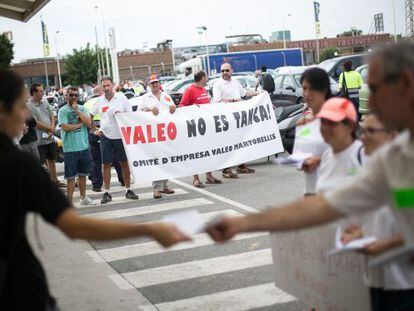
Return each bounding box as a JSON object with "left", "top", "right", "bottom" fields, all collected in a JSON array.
[
  {"left": 95, "top": 6, "right": 111, "bottom": 77},
  {"left": 282, "top": 13, "right": 291, "bottom": 49},
  {"left": 197, "top": 26, "right": 210, "bottom": 77},
  {"left": 55, "top": 31, "right": 62, "bottom": 89}
]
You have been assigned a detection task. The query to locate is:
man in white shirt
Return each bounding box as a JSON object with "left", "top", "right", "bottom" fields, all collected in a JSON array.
[
  {"left": 207, "top": 43, "right": 414, "bottom": 310},
  {"left": 212, "top": 63, "right": 260, "bottom": 178},
  {"left": 139, "top": 74, "right": 176, "bottom": 199},
  {"left": 91, "top": 76, "right": 139, "bottom": 204}
]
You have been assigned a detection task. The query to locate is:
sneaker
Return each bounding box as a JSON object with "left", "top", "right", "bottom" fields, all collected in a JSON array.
[
  {"left": 125, "top": 190, "right": 139, "bottom": 200},
  {"left": 92, "top": 187, "right": 102, "bottom": 192},
  {"left": 79, "top": 196, "right": 97, "bottom": 206},
  {"left": 101, "top": 192, "right": 112, "bottom": 204}
]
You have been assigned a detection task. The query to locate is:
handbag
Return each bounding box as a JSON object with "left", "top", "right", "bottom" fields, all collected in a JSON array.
[{"left": 340, "top": 72, "right": 350, "bottom": 99}]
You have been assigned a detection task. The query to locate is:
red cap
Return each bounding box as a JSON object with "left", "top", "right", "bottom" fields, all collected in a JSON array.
[{"left": 316, "top": 97, "right": 357, "bottom": 123}]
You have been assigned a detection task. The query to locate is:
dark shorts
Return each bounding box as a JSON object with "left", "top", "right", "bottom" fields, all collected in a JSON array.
[
  {"left": 63, "top": 149, "right": 91, "bottom": 180},
  {"left": 100, "top": 136, "right": 127, "bottom": 164},
  {"left": 38, "top": 142, "right": 57, "bottom": 163}
]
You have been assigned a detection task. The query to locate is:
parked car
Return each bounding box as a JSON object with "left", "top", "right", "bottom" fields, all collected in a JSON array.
[
  {"left": 166, "top": 77, "right": 195, "bottom": 105},
  {"left": 270, "top": 66, "right": 340, "bottom": 106},
  {"left": 356, "top": 64, "right": 370, "bottom": 115},
  {"left": 206, "top": 75, "right": 260, "bottom": 98},
  {"left": 318, "top": 54, "right": 367, "bottom": 81}
]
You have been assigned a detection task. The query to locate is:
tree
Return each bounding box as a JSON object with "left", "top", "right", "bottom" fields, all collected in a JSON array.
[
  {"left": 64, "top": 44, "right": 99, "bottom": 86},
  {"left": 319, "top": 47, "right": 340, "bottom": 62},
  {"left": 337, "top": 28, "right": 363, "bottom": 37},
  {"left": 0, "top": 33, "right": 14, "bottom": 69}
]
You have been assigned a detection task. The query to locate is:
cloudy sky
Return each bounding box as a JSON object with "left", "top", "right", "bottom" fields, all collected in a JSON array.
[{"left": 0, "top": 0, "right": 406, "bottom": 63}]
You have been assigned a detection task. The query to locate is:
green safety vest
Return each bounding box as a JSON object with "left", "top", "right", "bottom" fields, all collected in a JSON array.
[
  {"left": 339, "top": 71, "right": 363, "bottom": 90},
  {"left": 83, "top": 97, "right": 101, "bottom": 121}
]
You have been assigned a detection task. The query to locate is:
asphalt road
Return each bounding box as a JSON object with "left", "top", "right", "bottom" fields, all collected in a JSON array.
[{"left": 48, "top": 156, "right": 308, "bottom": 311}]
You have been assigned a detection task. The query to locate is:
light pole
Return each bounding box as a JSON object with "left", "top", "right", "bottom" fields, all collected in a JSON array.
[
  {"left": 55, "top": 31, "right": 62, "bottom": 89},
  {"left": 392, "top": 0, "right": 398, "bottom": 43},
  {"left": 197, "top": 26, "right": 210, "bottom": 77},
  {"left": 282, "top": 13, "right": 291, "bottom": 49},
  {"left": 95, "top": 5, "right": 111, "bottom": 77}
]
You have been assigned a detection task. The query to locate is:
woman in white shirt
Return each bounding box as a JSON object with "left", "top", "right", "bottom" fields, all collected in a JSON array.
[
  {"left": 302, "top": 97, "right": 363, "bottom": 195},
  {"left": 296, "top": 68, "right": 331, "bottom": 195},
  {"left": 341, "top": 114, "right": 413, "bottom": 311}
]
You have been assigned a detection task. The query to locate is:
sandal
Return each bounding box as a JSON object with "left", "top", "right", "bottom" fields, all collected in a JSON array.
[
  {"left": 236, "top": 166, "right": 255, "bottom": 174},
  {"left": 161, "top": 188, "right": 175, "bottom": 194},
  {"left": 56, "top": 180, "right": 67, "bottom": 188},
  {"left": 222, "top": 169, "right": 238, "bottom": 179},
  {"left": 153, "top": 191, "right": 162, "bottom": 199},
  {"left": 193, "top": 181, "right": 205, "bottom": 188},
  {"left": 206, "top": 177, "right": 222, "bottom": 184}
]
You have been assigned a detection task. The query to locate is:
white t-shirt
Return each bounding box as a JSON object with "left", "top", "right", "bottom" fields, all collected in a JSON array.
[
  {"left": 294, "top": 119, "right": 329, "bottom": 194},
  {"left": 362, "top": 207, "right": 414, "bottom": 289},
  {"left": 316, "top": 140, "right": 364, "bottom": 194},
  {"left": 212, "top": 77, "right": 246, "bottom": 102},
  {"left": 91, "top": 92, "right": 132, "bottom": 139},
  {"left": 325, "top": 130, "right": 414, "bottom": 258},
  {"left": 138, "top": 91, "right": 175, "bottom": 111}
]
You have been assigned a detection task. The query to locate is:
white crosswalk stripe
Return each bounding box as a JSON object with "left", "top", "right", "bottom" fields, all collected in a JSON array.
[
  {"left": 87, "top": 210, "right": 267, "bottom": 263},
  {"left": 74, "top": 189, "right": 188, "bottom": 209},
  {"left": 84, "top": 198, "right": 214, "bottom": 219},
  {"left": 73, "top": 181, "right": 153, "bottom": 199},
  {"left": 121, "top": 249, "right": 273, "bottom": 288},
  {"left": 154, "top": 283, "right": 295, "bottom": 311}
]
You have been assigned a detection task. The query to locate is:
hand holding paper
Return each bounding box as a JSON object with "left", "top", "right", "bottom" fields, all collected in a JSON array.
[{"left": 327, "top": 226, "right": 377, "bottom": 255}]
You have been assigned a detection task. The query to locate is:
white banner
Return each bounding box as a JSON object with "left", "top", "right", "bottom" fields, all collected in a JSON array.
[
  {"left": 271, "top": 225, "right": 371, "bottom": 311},
  {"left": 116, "top": 93, "right": 284, "bottom": 182}
]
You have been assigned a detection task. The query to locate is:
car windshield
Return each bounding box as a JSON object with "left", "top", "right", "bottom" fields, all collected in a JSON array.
[
  {"left": 293, "top": 74, "right": 302, "bottom": 86},
  {"left": 318, "top": 59, "right": 336, "bottom": 73}
]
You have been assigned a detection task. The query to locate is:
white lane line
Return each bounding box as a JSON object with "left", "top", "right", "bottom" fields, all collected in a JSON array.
[
  {"left": 155, "top": 283, "right": 295, "bottom": 311},
  {"left": 122, "top": 249, "right": 272, "bottom": 288},
  {"left": 171, "top": 179, "right": 260, "bottom": 214},
  {"left": 74, "top": 189, "right": 188, "bottom": 209},
  {"left": 87, "top": 211, "right": 268, "bottom": 262},
  {"left": 83, "top": 198, "right": 214, "bottom": 220},
  {"left": 73, "top": 181, "right": 153, "bottom": 198}
]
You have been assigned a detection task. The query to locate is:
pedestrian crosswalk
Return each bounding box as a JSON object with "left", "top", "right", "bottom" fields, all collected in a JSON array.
[{"left": 71, "top": 169, "right": 301, "bottom": 311}]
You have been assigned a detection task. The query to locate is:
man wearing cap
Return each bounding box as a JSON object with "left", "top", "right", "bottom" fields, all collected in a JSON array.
[
  {"left": 91, "top": 76, "right": 139, "bottom": 204},
  {"left": 139, "top": 74, "right": 176, "bottom": 199},
  {"left": 213, "top": 63, "right": 260, "bottom": 179}
]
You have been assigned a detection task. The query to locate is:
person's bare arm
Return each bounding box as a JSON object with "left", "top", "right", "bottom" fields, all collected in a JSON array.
[
  {"left": 56, "top": 209, "right": 190, "bottom": 247},
  {"left": 73, "top": 104, "right": 92, "bottom": 128},
  {"left": 36, "top": 120, "right": 54, "bottom": 132},
  {"left": 245, "top": 90, "right": 260, "bottom": 97},
  {"left": 61, "top": 123, "right": 83, "bottom": 132},
  {"left": 208, "top": 195, "right": 344, "bottom": 242}
]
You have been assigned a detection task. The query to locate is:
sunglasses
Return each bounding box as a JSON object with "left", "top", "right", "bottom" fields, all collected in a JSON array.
[
  {"left": 221, "top": 69, "right": 230, "bottom": 73},
  {"left": 68, "top": 94, "right": 79, "bottom": 98}
]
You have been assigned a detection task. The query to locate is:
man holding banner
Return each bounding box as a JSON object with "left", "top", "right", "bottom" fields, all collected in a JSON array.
[
  {"left": 213, "top": 63, "right": 260, "bottom": 178},
  {"left": 139, "top": 74, "right": 177, "bottom": 199},
  {"left": 179, "top": 70, "right": 222, "bottom": 188}
]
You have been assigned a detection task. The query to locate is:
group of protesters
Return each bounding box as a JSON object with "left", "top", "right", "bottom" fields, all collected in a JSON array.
[{"left": 0, "top": 41, "right": 413, "bottom": 311}]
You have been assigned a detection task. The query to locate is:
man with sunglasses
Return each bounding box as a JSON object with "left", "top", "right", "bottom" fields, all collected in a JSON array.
[
  {"left": 208, "top": 43, "right": 414, "bottom": 310},
  {"left": 212, "top": 63, "right": 260, "bottom": 178},
  {"left": 58, "top": 86, "right": 96, "bottom": 205}
]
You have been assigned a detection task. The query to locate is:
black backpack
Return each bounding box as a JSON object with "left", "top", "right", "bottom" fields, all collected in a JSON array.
[{"left": 261, "top": 73, "right": 275, "bottom": 93}]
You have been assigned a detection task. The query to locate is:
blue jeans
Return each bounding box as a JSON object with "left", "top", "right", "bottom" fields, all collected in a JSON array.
[
  {"left": 63, "top": 149, "right": 91, "bottom": 180},
  {"left": 89, "top": 134, "right": 123, "bottom": 188}
]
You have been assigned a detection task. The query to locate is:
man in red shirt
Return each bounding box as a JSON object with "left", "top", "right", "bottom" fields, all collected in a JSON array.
[{"left": 179, "top": 70, "right": 222, "bottom": 188}]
